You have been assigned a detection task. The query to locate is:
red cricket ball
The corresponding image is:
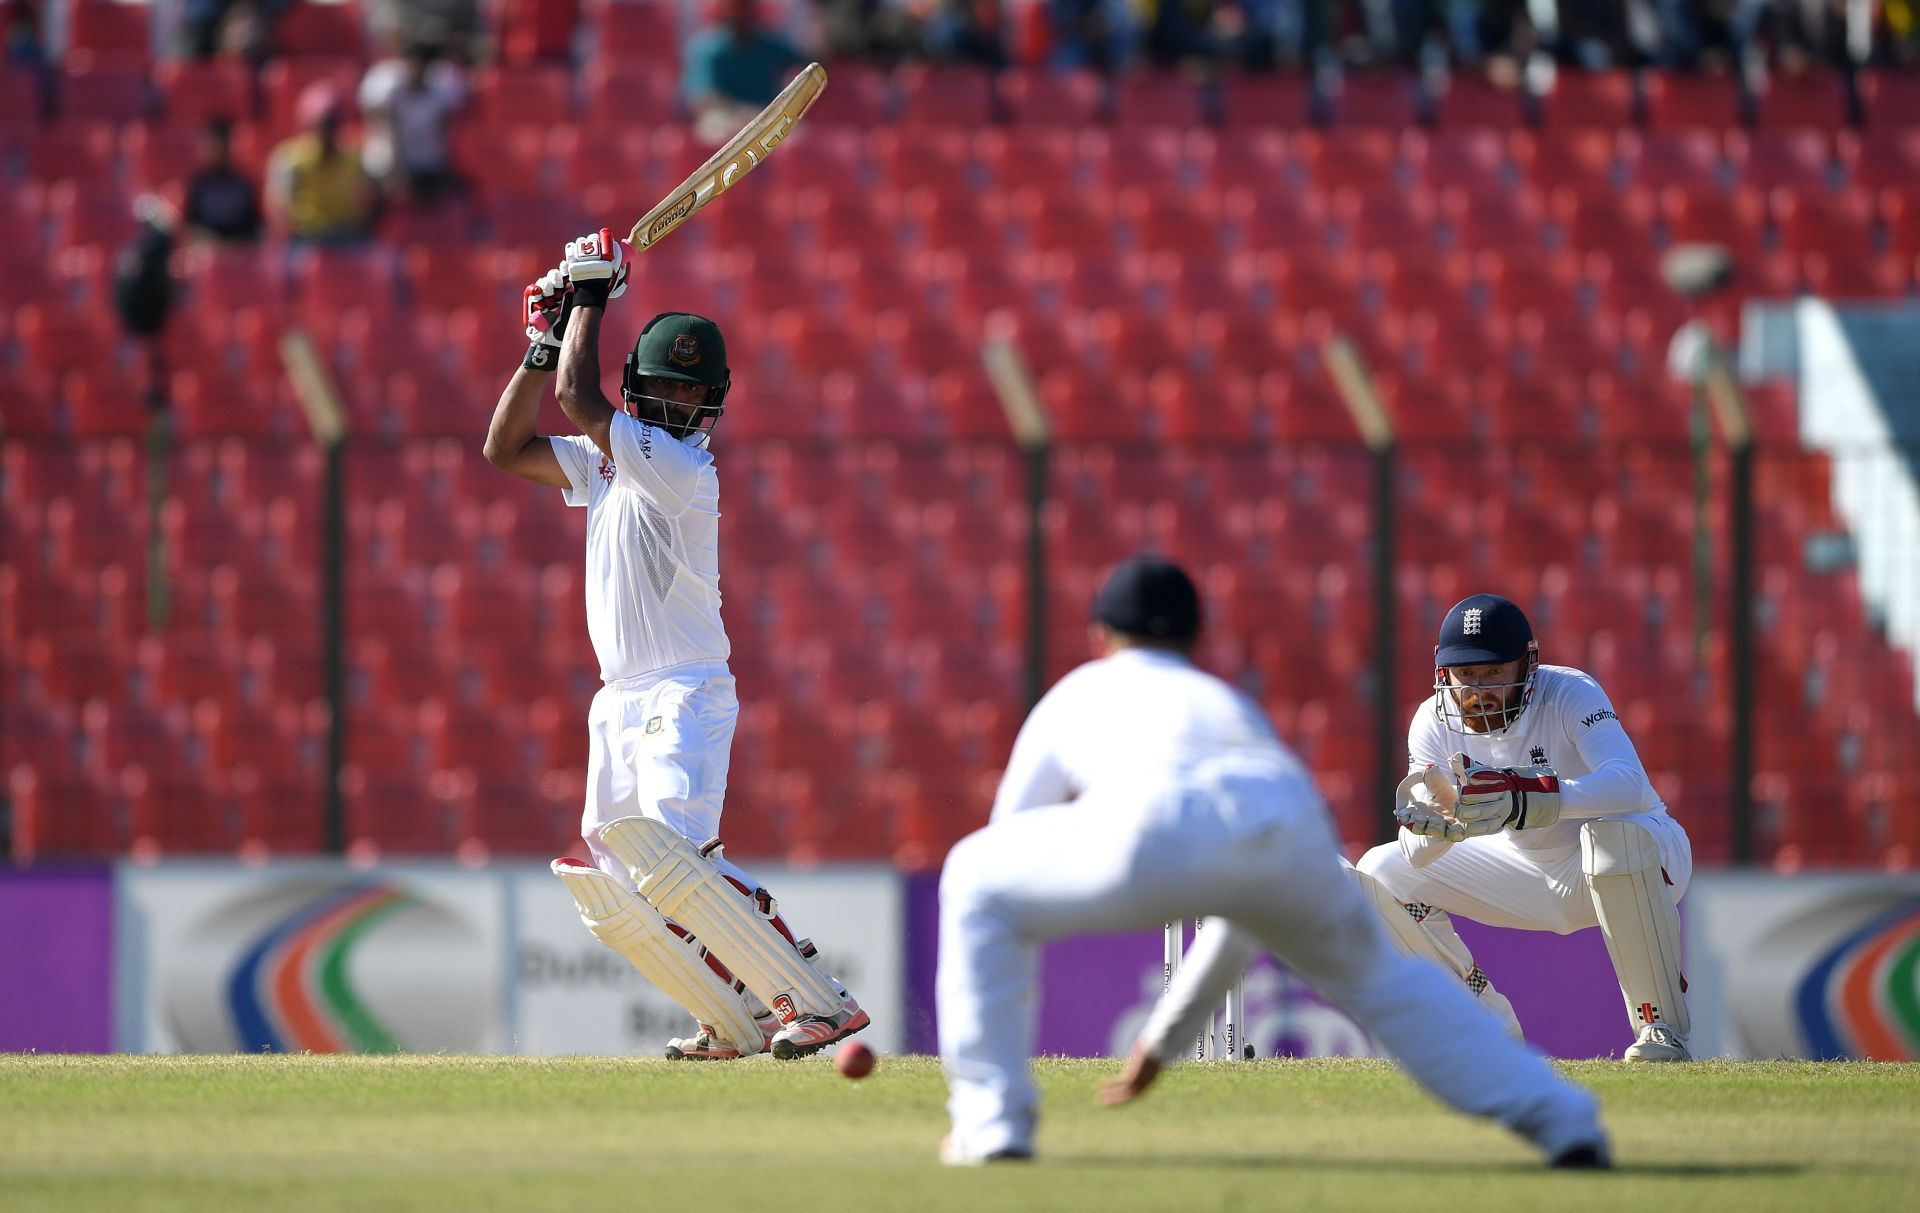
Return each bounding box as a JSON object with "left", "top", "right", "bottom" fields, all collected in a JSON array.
[{"left": 835, "top": 1041, "right": 877, "bottom": 1080}]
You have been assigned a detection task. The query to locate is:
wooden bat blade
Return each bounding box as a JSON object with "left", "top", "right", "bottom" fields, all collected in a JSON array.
[{"left": 628, "top": 62, "right": 828, "bottom": 251}]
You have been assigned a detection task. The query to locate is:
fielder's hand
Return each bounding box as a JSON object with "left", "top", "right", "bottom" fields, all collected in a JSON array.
[
  {"left": 560, "top": 228, "right": 630, "bottom": 306},
  {"left": 1393, "top": 765, "right": 1467, "bottom": 842},
  {"left": 1452, "top": 754, "right": 1562, "bottom": 835}
]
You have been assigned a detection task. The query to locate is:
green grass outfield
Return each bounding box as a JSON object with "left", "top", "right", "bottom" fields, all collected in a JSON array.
[{"left": 2, "top": 1056, "right": 1915, "bottom": 1212}]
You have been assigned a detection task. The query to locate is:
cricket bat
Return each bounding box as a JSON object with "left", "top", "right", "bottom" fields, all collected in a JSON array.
[{"left": 628, "top": 63, "right": 829, "bottom": 251}]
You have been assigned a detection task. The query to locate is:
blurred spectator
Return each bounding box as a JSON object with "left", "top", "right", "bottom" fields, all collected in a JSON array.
[
  {"left": 367, "top": 0, "right": 485, "bottom": 62},
  {"left": 1144, "top": 0, "right": 1224, "bottom": 67},
  {"left": 1047, "top": 0, "right": 1139, "bottom": 70},
  {"left": 4, "top": 0, "right": 42, "bottom": 66},
  {"left": 181, "top": 0, "right": 283, "bottom": 60},
  {"left": 183, "top": 119, "right": 264, "bottom": 244},
  {"left": 358, "top": 43, "right": 468, "bottom": 206},
  {"left": 815, "top": 0, "right": 919, "bottom": 63},
  {"left": 925, "top": 0, "right": 1010, "bottom": 66},
  {"left": 266, "top": 84, "right": 377, "bottom": 245},
  {"left": 682, "top": 0, "right": 807, "bottom": 142}
]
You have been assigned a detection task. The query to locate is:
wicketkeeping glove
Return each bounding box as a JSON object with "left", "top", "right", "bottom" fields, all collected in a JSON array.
[
  {"left": 1451, "top": 753, "right": 1562, "bottom": 835},
  {"left": 1393, "top": 764, "right": 1467, "bottom": 842}
]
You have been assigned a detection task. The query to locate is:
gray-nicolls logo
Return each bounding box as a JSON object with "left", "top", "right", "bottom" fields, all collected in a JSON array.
[{"left": 1461, "top": 607, "right": 1484, "bottom": 635}]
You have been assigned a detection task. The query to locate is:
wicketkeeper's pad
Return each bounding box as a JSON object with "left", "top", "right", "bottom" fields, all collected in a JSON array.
[{"left": 1580, "top": 817, "right": 1689, "bottom": 1037}]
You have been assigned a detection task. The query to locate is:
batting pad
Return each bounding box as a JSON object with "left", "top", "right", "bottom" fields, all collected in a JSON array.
[
  {"left": 598, "top": 817, "right": 844, "bottom": 1020},
  {"left": 1580, "top": 818, "right": 1689, "bottom": 1037},
  {"left": 1350, "top": 864, "right": 1524, "bottom": 1039},
  {"left": 551, "top": 859, "right": 766, "bottom": 1050}
]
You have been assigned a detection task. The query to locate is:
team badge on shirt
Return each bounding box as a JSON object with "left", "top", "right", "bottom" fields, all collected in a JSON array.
[{"left": 645, "top": 716, "right": 664, "bottom": 735}]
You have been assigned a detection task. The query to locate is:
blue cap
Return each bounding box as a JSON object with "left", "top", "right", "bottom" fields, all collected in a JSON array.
[
  {"left": 1093, "top": 557, "right": 1201, "bottom": 642},
  {"left": 1435, "top": 594, "right": 1533, "bottom": 666}
]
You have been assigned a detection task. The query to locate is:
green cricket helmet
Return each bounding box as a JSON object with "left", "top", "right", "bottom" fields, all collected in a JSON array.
[{"left": 621, "top": 312, "right": 730, "bottom": 440}]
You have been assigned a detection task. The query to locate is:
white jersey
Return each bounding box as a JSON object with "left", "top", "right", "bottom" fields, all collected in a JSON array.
[
  {"left": 992, "top": 648, "right": 1301, "bottom": 821},
  {"left": 1409, "top": 663, "right": 1668, "bottom": 853},
  {"left": 550, "top": 412, "right": 729, "bottom": 683}
]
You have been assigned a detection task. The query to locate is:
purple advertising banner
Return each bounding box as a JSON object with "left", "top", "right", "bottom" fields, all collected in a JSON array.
[
  {"left": 0, "top": 866, "right": 115, "bottom": 1052},
  {"left": 905, "top": 874, "right": 1634, "bottom": 1059}
]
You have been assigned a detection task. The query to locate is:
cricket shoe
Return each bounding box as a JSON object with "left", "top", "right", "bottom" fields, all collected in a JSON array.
[
  {"left": 664, "top": 1013, "right": 775, "bottom": 1061},
  {"left": 1548, "top": 1140, "right": 1613, "bottom": 1170},
  {"left": 768, "top": 997, "right": 870, "bottom": 1059},
  {"left": 1623, "top": 1023, "right": 1691, "bottom": 1062},
  {"left": 939, "top": 1138, "right": 1033, "bottom": 1167}
]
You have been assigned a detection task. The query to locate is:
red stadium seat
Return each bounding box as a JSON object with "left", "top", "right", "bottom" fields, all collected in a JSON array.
[
  {"left": 1770, "top": 187, "right": 1875, "bottom": 257},
  {"left": 26, "top": 121, "right": 121, "bottom": 187},
  {"left": 1431, "top": 73, "right": 1526, "bottom": 128},
  {"left": 1219, "top": 72, "right": 1309, "bottom": 127},
  {"left": 58, "top": 50, "right": 152, "bottom": 122},
  {"left": 474, "top": 64, "right": 574, "bottom": 126},
  {"left": 68, "top": 0, "right": 153, "bottom": 58},
  {"left": 1860, "top": 70, "right": 1920, "bottom": 128},
  {"left": 1331, "top": 73, "right": 1418, "bottom": 128},
  {"left": 1617, "top": 131, "right": 1723, "bottom": 191},
  {"left": 1643, "top": 72, "right": 1743, "bottom": 130},
  {"left": 157, "top": 59, "right": 254, "bottom": 126},
  {"left": 1756, "top": 72, "right": 1848, "bottom": 130},
  {"left": 1882, "top": 188, "right": 1920, "bottom": 257},
  {"left": 1538, "top": 70, "right": 1636, "bottom": 129},
  {"left": 1837, "top": 128, "right": 1920, "bottom": 191},
  {"left": 996, "top": 67, "right": 1108, "bottom": 127},
  {"left": 123, "top": 124, "right": 202, "bottom": 190},
  {"left": 1660, "top": 186, "right": 1768, "bottom": 258},
  {"left": 1725, "top": 130, "right": 1831, "bottom": 190},
  {"left": 270, "top": 2, "right": 368, "bottom": 57},
  {"left": 499, "top": 0, "right": 580, "bottom": 64},
  {"left": 1293, "top": 128, "right": 1398, "bottom": 193},
  {"left": 895, "top": 64, "right": 994, "bottom": 126},
  {"left": 1114, "top": 71, "right": 1206, "bottom": 128},
  {"left": 1509, "top": 128, "right": 1614, "bottom": 192},
  {"left": 588, "top": 0, "right": 682, "bottom": 63},
  {"left": 8, "top": 766, "right": 117, "bottom": 859},
  {"left": 802, "top": 63, "right": 891, "bottom": 125}
]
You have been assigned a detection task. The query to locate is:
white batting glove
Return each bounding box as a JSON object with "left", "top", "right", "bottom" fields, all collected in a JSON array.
[
  {"left": 520, "top": 264, "right": 568, "bottom": 372},
  {"left": 525, "top": 265, "right": 568, "bottom": 344},
  {"left": 1452, "top": 753, "right": 1563, "bottom": 835},
  {"left": 1393, "top": 765, "right": 1467, "bottom": 842},
  {"left": 560, "top": 228, "right": 630, "bottom": 306}
]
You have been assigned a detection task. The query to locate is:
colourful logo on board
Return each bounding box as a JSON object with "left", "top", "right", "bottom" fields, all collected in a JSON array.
[
  {"left": 1793, "top": 896, "right": 1920, "bottom": 1060},
  {"left": 162, "top": 880, "right": 494, "bottom": 1053},
  {"left": 1731, "top": 889, "right": 1920, "bottom": 1061}
]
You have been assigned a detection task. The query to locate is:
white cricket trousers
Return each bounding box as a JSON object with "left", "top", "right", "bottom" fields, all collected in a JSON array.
[
  {"left": 937, "top": 760, "right": 1602, "bottom": 1159},
  {"left": 580, "top": 661, "right": 761, "bottom": 892}
]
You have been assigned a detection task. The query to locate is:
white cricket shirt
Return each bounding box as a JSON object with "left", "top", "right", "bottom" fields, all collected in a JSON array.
[
  {"left": 550, "top": 412, "right": 729, "bottom": 683},
  {"left": 992, "top": 648, "right": 1301, "bottom": 821},
  {"left": 1408, "top": 663, "right": 1668, "bottom": 852}
]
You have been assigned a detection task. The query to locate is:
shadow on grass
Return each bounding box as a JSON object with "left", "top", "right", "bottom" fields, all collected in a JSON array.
[{"left": 1058, "top": 1156, "right": 1805, "bottom": 1178}]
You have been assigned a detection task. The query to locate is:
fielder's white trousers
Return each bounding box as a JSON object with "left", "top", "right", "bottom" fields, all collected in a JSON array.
[
  {"left": 1356, "top": 810, "right": 1692, "bottom": 933},
  {"left": 937, "top": 763, "right": 1601, "bottom": 1159},
  {"left": 581, "top": 661, "right": 760, "bottom": 891}
]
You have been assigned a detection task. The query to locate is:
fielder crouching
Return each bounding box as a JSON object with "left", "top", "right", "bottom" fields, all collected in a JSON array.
[
  {"left": 937, "top": 558, "right": 1609, "bottom": 1167},
  {"left": 482, "top": 229, "right": 867, "bottom": 1060},
  {"left": 1356, "top": 593, "right": 1694, "bottom": 1062}
]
